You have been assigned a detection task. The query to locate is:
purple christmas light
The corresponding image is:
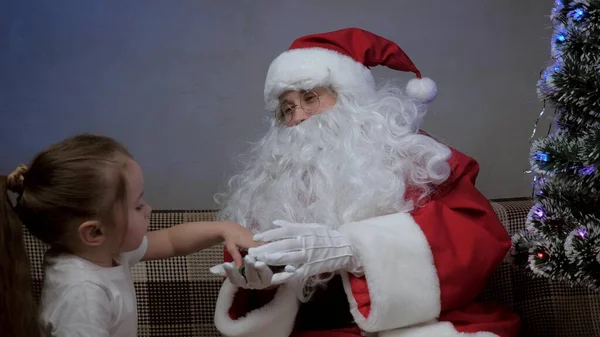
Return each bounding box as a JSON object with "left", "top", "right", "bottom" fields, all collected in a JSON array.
[
  {"left": 534, "top": 207, "right": 546, "bottom": 218},
  {"left": 579, "top": 165, "right": 595, "bottom": 176}
]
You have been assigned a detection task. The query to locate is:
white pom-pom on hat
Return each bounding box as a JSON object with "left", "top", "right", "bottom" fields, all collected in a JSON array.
[{"left": 406, "top": 77, "right": 438, "bottom": 104}]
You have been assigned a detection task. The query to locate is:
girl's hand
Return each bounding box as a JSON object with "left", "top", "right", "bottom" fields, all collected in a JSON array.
[{"left": 219, "top": 221, "right": 263, "bottom": 267}]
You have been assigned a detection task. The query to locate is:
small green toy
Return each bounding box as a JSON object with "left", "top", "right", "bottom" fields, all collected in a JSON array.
[{"left": 238, "top": 265, "right": 246, "bottom": 279}]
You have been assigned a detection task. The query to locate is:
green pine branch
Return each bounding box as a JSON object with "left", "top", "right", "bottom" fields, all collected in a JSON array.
[{"left": 511, "top": 0, "right": 600, "bottom": 291}]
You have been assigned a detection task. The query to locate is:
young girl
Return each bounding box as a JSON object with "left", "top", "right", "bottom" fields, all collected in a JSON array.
[{"left": 0, "top": 133, "right": 259, "bottom": 337}]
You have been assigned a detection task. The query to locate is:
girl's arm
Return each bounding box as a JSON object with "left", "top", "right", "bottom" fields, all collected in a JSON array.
[{"left": 142, "top": 221, "right": 257, "bottom": 266}]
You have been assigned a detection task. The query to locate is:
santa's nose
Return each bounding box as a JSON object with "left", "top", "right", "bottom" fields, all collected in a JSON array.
[{"left": 288, "top": 108, "right": 310, "bottom": 127}]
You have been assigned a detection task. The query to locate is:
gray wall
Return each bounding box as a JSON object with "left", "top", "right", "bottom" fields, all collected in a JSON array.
[{"left": 0, "top": 0, "right": 553, "bottom": 209}]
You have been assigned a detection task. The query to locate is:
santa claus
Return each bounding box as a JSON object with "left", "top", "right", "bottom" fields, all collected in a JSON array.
[{"left": 210, "top": 28, "right": 520, "bottom": 337}]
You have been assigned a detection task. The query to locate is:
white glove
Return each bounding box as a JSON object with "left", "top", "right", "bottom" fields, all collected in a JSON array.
[
  {"left": 248, "top": 220, "right": 362, "bottom": 283},
  {"left": 209, "top": 255, "right": 295, "bottom": 289}
]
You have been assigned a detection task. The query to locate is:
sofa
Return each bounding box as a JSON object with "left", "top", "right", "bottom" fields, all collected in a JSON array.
[{"left": 24, "top": 198, "right": 600, "bottom": 337}]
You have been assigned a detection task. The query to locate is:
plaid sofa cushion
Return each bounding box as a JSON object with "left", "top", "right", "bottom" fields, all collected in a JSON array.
[{"left": 24, "top": 200, "right": 600, "bottom": 337}]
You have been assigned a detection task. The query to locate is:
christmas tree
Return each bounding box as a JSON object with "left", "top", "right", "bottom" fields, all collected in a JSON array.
[{"left": 511, "top": 0, "right": 600, "bottom": 289}]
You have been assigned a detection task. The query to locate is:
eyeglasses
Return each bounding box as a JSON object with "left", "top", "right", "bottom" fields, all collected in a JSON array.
[{"left": 275, "top": 90, "right": 322, "bottom": 125}]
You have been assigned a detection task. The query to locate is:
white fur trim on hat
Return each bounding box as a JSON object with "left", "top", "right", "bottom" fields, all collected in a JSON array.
[{"left": 263, "top": 47, "right": 376, "bottom": 111}]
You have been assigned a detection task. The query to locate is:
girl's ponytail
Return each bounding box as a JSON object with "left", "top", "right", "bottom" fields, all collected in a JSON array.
[{"left": 0, "top": 167, "right": 49, "bottom": 337}]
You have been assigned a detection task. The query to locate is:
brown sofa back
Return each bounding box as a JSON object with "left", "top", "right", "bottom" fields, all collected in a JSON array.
[{"left": 24, "top": 200, "right": 600, "bottom": 336}]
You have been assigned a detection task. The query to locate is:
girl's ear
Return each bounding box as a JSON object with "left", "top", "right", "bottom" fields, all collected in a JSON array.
[{"left": 78, "top": 220, "right": 106, "bottom": 247}]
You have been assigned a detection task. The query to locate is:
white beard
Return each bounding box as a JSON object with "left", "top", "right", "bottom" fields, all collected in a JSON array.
[{"left": 216, "top": 85, "right": 452, "bottom": 233}]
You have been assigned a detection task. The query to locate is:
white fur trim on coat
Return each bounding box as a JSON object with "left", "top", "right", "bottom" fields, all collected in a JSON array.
[
  {"left": 263, "top": 47, "right": 376, "bottom": 111},
  {"left": 214, "top": 279, "right": 299, "bottom": 337},
  {"left": 380, "top": 320, "right": 499, "bottom": 337},
  {"left": 339, "top": 212, "right": 441, "bottom": 332}
]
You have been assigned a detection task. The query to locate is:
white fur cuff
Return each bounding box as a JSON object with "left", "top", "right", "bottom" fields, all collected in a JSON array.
[
  {"left": 214, "top": 280, "right": 299, "bottom": 337},
  {"left": 380, "top": 320, "right": 499, "bottom": 337},
  {"left": 339, "top": 212, "right": 441, "bottom": 332}
]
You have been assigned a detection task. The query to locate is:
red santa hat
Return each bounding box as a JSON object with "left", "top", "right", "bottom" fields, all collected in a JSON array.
[{"left": 264, "top": 27, "right": 437, "bottom": 110}]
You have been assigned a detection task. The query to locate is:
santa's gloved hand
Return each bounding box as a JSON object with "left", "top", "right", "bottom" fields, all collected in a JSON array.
[
  {"left": 209, "top": 255, "right": 296, "bottom": 289},
  {"left": 248, "top": 220, "right": 362, "bottom": 282}
]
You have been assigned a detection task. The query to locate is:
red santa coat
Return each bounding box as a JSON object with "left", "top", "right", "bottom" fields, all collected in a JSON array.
[{"left": 214, "top": 147, "right": 520, "bottom": 337}]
